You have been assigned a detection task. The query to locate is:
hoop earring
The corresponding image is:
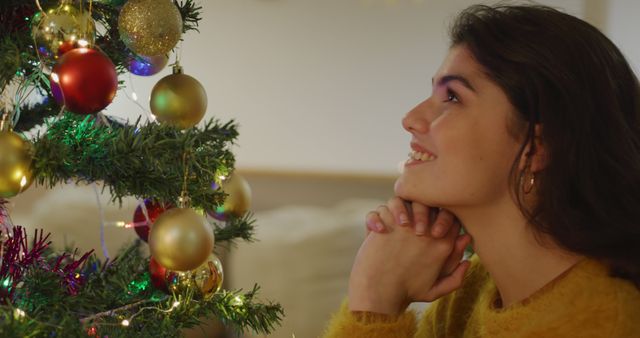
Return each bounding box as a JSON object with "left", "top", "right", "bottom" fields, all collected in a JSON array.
[{"left": 522, "top": 171, "right": 535, "bottom": 194}]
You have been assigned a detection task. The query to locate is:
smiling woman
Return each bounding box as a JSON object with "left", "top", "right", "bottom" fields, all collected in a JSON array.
[{"left": 323, "top": 4, "right": 640, "bottom": 338}]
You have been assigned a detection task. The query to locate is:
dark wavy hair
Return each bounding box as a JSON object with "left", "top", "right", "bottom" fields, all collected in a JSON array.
[{"left": 450, "top": 5, "right": 640, "bottom": 286}]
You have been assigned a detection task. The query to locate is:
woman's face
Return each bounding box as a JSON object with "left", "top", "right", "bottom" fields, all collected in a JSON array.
[{"left": 394, "top": 45, "right": 524, "bottom": 210}]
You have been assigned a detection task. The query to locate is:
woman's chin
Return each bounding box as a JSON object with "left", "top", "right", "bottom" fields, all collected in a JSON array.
[
  {"left": 394, "top": 178, "right": 442, "bottom": 207},
  {"left": 393, "top": 178, "right": 420, "bottom": 201}
]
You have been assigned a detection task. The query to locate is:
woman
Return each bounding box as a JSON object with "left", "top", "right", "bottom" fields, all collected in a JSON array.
[{"left": 324, "top": 4, "right": 640, "bottom": 337}]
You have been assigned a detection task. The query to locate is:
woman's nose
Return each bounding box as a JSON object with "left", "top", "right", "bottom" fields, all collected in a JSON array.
[{"left": 402, "top": 99, "right": 431, "bottom": 134}]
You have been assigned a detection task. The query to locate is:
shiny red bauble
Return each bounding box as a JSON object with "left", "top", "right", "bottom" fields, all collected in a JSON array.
[
  {"left": 149, "top": 257, "right": 170, "bottom": 293},
  {"left": 133, "top": 200, "right": 171, "bottom": 242},
  {"left": 50, "top": 48, "right": 118, "bottom": 114}
]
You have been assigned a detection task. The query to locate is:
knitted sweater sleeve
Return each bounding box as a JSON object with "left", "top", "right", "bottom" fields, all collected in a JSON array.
[{"left": 322, "top": 301, "right": 417, "bottom": 338}]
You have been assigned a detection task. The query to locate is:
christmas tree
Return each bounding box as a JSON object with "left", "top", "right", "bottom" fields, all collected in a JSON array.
[{"left": 0, "top": 0, "right": 283, "bottom": 336}]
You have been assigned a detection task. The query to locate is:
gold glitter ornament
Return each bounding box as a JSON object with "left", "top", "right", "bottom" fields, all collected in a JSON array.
[
  {"left": 118, "top": 0, "right": 183, "bottom": 56},
  {"left": 150, "top": 64, "right": 207, "bottom": 129},
  {"left": 148, "top": 208, "right": 214, "bottom": 272},
  {"left": 32, "top": 3, "right": 96, "bottom": 61},
  {"left": 191, "top": 254, "right": 223, "bottom": 298},
  {"left": 0, "top": 115, "right": 33, "bottom": 198}
]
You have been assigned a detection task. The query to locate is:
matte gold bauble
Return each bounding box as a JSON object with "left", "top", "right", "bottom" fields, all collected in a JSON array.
[
  {"left": 191, "top": 253, "right": 223, "bottom": 298},
  {"left": 32, "top": 4, "right": 95, "bottom": 61},
  {"left": 118, "top": 0, "right": 182, "bottom": 56},
  {"left": 0, "top": 130, "right": 33, "bottom": 198},
  {"left": 211, "top": 174, "right": 251, "bottom": 220},
  {"left": 150, "top": 65, "right": 207, "bottom": 129},
  {"left": 148, "top": 208, "right": 214, "bottom": 271}
]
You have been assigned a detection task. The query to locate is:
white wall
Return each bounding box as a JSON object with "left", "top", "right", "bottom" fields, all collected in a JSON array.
[
  {"left": 107, "top": 0, "right": 585, "bottom": 176},
  {"left": 603, "top": 0, "right": 640, "bottom": 74}
]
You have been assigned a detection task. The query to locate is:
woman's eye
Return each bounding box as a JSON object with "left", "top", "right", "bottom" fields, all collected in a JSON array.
[{"left": 445, "top": 89, "right": 460, "bottom": 103}]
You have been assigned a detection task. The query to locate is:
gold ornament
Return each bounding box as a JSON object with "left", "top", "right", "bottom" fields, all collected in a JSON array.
[
  {"left": 32, "top": 3, "right": 95, "bottom": 61},
  {"left": 191, "top": 253, "right": 223, "bottom": 298},
  {"left": 148, "top": 208, "right": 214, "bottom": 271},
  {"left": 166, "top": 271, "right": 194, "bottom": 294},
  {"left": 0, "top": 116, "right": 33, "bottom": 198},
  {"left": 150, "top": 64, "right": 207, "bottom": 129},
  {"left": 118, "top": 0, "right": 183, "bottom": 56},
  {"left": 218, "top": 174, "right": 252, "bottom": 217}
]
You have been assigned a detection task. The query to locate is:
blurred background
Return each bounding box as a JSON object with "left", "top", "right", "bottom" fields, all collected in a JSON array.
[{"left": 7, "top": 0, "right": 639, "bottom": 337}]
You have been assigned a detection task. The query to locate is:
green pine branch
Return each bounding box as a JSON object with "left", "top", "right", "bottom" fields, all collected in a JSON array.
[
  {"left": 5, "top": 241, "right": 283, "bottom": 337},
  {"left": 214, "top": 213, "right": 257, "bottom": 246},
  {"left": 32, "top": 113, "right": 237, "bottom": 213}
]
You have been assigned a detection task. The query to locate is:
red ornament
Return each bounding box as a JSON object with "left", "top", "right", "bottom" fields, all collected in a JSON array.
[
  {"left": 133, "top": 200, "right": 171, "bottom": 242},
  {"left": 149, "top": 257, "right": 171, "bottom": 293},
  {"left": 57, "top": 40, "right": 81, "bottom": 57},
  {"left": 50, "top": 48, "right": 118, "bottom": 114}
]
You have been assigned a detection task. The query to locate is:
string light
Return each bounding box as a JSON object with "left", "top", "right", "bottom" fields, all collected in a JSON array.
[
  {"left": 231, "top": 295, "right": 244, "bottom": 306},
  {"left": 121, "top": 319, "right": 130, "bottom": 327},
  {"left": 13, "top": 308, "right": 26, "bottom": 319},
  {"left": 107, "top": 220, "right": 150, "bottom": 228}
]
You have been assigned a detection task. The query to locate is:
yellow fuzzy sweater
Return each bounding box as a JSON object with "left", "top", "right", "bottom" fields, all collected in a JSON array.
[{"left": 323, "top": 256, "right": 640, "bottom": 337}]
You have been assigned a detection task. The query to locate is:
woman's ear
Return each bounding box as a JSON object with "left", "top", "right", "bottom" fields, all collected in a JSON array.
[{"left": 518, "top": 124, "right": 547, "bottom": 172}]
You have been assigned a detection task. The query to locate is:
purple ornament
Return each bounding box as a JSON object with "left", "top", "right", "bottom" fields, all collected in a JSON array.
[
  {"left": 127, "top": 54, "right": 169, "bottom": 76},
  {"left": 50, "top": 78, "right": 64, "bottom": 105}
]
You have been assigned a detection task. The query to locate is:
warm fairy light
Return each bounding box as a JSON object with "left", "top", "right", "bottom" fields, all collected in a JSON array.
[
  {"left": 172, "top": 301, "right": 180, "bottom": 309},
  {"left": 132, "top": 92, "right": 138, "bottom": 101},
  {"left": 218, "top": 175, "right": 226, "bottom": 181},
  {"left": 51, "top": 73, "right": 60, "bottom": 83},
  {"left": 78, "top": 39, "right": 89, "bottom": 47},
  {"left": 13, "top": 308, "right": 25, "bottom": 319},
  {"left": 121, "top": 319, "right": 130, "bottom": 326},
  {"left": 231, "top": 295, "right": 244, "bottom": 306}
]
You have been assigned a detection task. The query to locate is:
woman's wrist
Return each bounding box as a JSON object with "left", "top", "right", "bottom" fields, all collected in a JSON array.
[{"left": 347, "top": 288, "right": 407, "bottom": 316}]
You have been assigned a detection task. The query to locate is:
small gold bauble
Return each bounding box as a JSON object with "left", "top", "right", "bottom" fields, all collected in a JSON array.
[
  {"left": 166, "top": 271, "right": 194, "bottom": 294},
  {"left": 220, "top": 174, "right": 252, "bottom": 217},
  {"left": 32, "top": 4, "right": 95, "bottom": 61},
  {"left": 0, "top": 131, "right": 33, "bottom": 198},
  {"left": 148, "top": 208, "right": 214, "bottom": 272},
  {"left": 191, "top": 253, "right": 223, "bottom": 298},
  {"left": 118, "top": 0, "right": 183, "bottom": 56},
  {"left": 150, "top": 65, "right": 207, "bottom": 129}
]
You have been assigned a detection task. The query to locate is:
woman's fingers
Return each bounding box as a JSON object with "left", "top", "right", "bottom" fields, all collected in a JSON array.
[
  {"left": 365, "top": 205, "right": 397, "bottom": 234},
  {"left": 366, "top": 199, "right": 461, "bottom": 239},
  {"left": 365, "top": 211, "right": 385, "bottom": 234},
  {"left": 387, "top": 197, "right": 411, "bottom": 226},
  {"left": 411, "top": 202, "right": 430, "bottom": 235},
  {"left": 440, "top": 232, "right": 472, "bottom": 276},
  {"left": 431, "top": 209, "right": 456, "bottom": 238},
  {"left": 421, "top": 260, "right": 471, "bottom": 302}
]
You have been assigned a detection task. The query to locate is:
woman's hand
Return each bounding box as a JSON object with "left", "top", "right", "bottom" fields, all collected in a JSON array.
[{"left": 348, "top": 200, "right": 471, "bottom": 315}]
